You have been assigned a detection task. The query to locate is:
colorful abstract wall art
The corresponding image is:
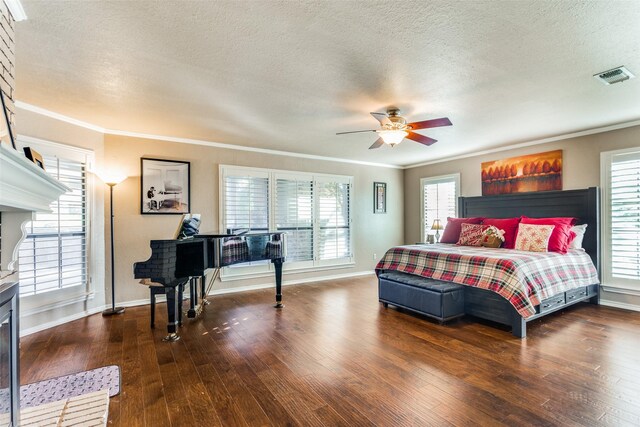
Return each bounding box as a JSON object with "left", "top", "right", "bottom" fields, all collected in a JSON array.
[{"left": 481, "top": 150, "right": 562, "bottom": 196}]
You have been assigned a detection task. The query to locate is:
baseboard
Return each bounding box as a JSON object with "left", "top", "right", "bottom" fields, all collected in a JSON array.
[
  {"left": 20, "top": 292, "right": 96, "bottom": 317},
  {"left": 20, "top": 306, "right": 105, "bottom": 337},
  {"left": 599, "top": 299, "right": 640, "bottom": 313},
  {"left": 210, "top": 270, "right": 375, "bottom": 295},
  {"left": 19, "top": 270, "right": 375, "bottom": 336}
]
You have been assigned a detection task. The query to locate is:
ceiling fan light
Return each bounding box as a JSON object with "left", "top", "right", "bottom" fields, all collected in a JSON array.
[{"left": 378, "top": 130, "right": 408, "bottom": 146}]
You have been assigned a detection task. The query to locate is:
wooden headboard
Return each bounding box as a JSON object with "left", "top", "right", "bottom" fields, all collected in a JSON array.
[{"left": 458, "top": 187, "right": 600, "bottom": 274}]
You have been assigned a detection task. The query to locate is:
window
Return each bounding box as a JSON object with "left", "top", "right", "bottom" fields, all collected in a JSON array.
[
  {"left": 316, "top": 178, "right": 351, "bottom": 264},
  {"left": 275, "top": 176, "right": 313, "bottom": 263},
  {"left": 602, "top": 148, "right": 640, "bottom": 288},
  {"left": 18, "top": 152, "right": 89, "bottom": 296},
  {"left": 420, "top": 174, "right": 460, "bottom": 242},
  {"left": 220, "top": 166, "right": 353, "bottom": 277},
  {"left": 223, "top": 172, "right": 270, "bottom": 233}
]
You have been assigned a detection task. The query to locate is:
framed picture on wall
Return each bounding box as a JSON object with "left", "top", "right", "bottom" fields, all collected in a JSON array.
[
  {"left": 374, "top": 182, "right": 386, "bottom": 214},
  {"left": 141, "top": 158, "right": 190, "bottom": 214}
]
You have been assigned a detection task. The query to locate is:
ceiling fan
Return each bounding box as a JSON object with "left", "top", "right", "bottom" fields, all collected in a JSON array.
[{"left": 336, "top": 108, "right": 452, "bottom": 149}]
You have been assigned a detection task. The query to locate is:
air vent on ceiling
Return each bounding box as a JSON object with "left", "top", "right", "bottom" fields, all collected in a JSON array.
[{"left": 594, "top": 66, "right": 635, "bottom": 85}]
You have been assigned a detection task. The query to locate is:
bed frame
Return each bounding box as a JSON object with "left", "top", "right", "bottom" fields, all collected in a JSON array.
[
  {"left": 457, "top": 187, "right": 600, "bottom": 338},
  {"left": 382, "top": 187, "right": 600, "bottom": 338}
]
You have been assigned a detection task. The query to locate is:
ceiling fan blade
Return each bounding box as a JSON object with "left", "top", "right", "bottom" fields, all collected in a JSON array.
[
  {"left": 336, "top": 129, "right": 377, "bottom": 135},
  {"left": 407, "top": 117, "right": 452, "bottom": 130},
  {"left": 370, "top": 112, "right": 392, "bottom": 126},
  {"left": 369, "top": 138, "right": 384, "bottom": 149},
  {"left": 406, "top": 131, "right": 437, "bottom": 146}
]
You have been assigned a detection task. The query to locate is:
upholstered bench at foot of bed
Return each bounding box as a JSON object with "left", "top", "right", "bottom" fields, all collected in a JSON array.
[{"left": 378, "top": 271, "right": 465, "bottom": 323}]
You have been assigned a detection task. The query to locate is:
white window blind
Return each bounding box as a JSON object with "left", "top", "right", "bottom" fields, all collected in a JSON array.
[
  {"left": 421, "top": 174, "right": 459, "bottom": 241},
  {"left": 18, "top": 155, "right": 87, "bottom": 296},
  {"left": 275, "top": 177, "right": 314, "bottom": 263},
  {"left": 317, "top": 180, "right": 351, "bottom": 262},
  {"left": 608, "top": 152, "right": 640, "bottom": 280},
  {"left": 220, "top": 165, "right": 353, "bottom": 276},
  {"left": 223, "top": 173, "right": 269, "bottom": 233}
]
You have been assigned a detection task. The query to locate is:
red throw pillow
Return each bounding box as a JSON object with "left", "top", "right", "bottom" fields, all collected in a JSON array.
[
  {"left": 457, "top": 223, "right": 488, "bottom": 246},
  {"left": 520, "top": 217, "right": 577, "bottom": 253},
  {"left": 482, "top": 217, "right": 521, "bottom": 249},
  {"left": 440, "top": 217, "right": 484, "bottom": 243}
]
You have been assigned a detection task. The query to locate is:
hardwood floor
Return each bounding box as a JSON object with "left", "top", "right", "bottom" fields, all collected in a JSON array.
[{"left": 20, "top": 275, "right": 640, "bottom": 426}]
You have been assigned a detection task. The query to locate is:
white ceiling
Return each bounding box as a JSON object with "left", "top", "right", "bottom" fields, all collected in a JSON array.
[{"left": 15, "top": 1, "right": 640, "bottom": 167}]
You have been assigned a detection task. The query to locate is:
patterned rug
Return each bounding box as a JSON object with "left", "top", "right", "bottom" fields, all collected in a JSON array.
[{"left": 0, "top": 365, "right": 120, "bottom": 412}]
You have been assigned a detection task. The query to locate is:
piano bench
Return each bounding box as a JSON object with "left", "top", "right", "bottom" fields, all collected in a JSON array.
[{"left": 141, "top": 281, "right": 184, "bottom": 329}]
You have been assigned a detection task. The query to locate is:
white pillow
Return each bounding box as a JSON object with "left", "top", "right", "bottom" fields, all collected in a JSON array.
[{"left": 569, "top": 224, "right": 587, "bottom": 250}]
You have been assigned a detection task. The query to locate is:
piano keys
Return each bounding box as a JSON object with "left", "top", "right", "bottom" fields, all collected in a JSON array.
[{"left": 133, "top": 232, "right": 286, "bottom": 341}]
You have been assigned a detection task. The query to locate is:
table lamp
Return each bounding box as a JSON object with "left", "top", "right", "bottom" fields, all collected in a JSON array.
[{"left": 431, "top": 219, "right": 443, "bottom": 243}]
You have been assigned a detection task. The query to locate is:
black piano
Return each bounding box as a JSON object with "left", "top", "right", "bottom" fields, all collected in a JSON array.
[{"left": 133, "top": 232, "right": 286, "bottom": 341}]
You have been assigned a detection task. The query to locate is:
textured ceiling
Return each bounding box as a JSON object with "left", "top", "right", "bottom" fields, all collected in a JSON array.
[{"left": 15, "top": 0, "right": 640, "bottom": 166}]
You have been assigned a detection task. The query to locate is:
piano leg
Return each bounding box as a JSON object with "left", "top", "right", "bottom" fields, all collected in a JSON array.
[
  {"left": 201, "top": 275, "right": 209, "bottom": 305},
  {"left": 188, "top": 277, "right": 197, "bottom": 318},
  {"left": 273, "top": 259, "right": 284, "bottom": 308},
  {"left": 163, "top": 285, "right": 181, "bottom": 342},
  {"left": 178, "top": 282, "right": 184, "bottom": 326}
]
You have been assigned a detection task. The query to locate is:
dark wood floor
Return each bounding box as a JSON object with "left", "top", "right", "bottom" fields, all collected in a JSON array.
[{"left": 20, "top": 275, "right": 640, "bottom": 426}]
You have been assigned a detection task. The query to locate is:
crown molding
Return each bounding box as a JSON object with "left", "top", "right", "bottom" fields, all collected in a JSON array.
[
  {"left": 404, "top": 118, "right": 640, "bottom": 169},
  {"left": 16, "top": 100, "right": 640, "bottom": 171},
  {"left": 15, "top": 101, "right": 105, "bottom": 133},
  {"left": 15, "top": 101, "right": 402, "bottom": 169},
  {"left": 4, "top": 0, "right": 27, "bottom": 21},
  {"left": 106, "top": 129, "right": 402, "bottom": 169}
]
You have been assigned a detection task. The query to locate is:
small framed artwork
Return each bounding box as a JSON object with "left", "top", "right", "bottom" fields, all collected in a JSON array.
[
  {"left": 23, "top": 147, "right": 45, "bottom": 170},
  {"left": 374, "top": 182, "right": 386, "bottom": 214},
  {"left": 141, "top": 158, "right": 190, "bottom": 215},
  {"left": 0, "top": 91, "right": 16, "bottom": 150}
]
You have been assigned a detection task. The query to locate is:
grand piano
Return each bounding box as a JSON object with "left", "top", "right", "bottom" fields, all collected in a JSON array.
[{"left": 133, "top": 231, "right": 286, "bottom": 341}]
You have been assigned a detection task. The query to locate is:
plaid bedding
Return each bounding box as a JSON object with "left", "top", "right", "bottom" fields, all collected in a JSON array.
[{"left": 375, "top": 244, "right": 599, "bottom": 318}]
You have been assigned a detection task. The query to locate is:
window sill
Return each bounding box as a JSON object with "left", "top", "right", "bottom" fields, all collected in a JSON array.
[
  {"left": 220, "top": 261, "right": 356, "bottom": 282},
  {"left": 601, "top": 284, "right": 640, "bottom": 297}
]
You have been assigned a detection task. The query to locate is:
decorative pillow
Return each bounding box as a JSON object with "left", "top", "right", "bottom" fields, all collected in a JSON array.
[
  {"left": 514, "top": 224, "right": 555, "bottom": 252},
  {"left": 481, "top": 218, "right": 521, "bottom": 249},
  {"left": 520, "top": 217, "right": 576, "bottom": 253},
  {"left": 440, "top": 217, "right": 484, "bottom": 244},
  {"left": 569, "top": 224, "right": 587, "bottom": 249},
  {"left": 457, "top": 223, "right": 488, "bottom": 246}
]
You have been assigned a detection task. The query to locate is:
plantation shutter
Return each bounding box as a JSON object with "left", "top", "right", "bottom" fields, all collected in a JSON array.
[
  {"left": 316, "top": 178, "right": 352, "bottom": 262},
  {"left": 18, "top": 155, "right": 87, "bottom": 296},
  {"left": 422, "top": 176, "right": 458, "bottom": 241},
  {"left": 223, "top": 172, "right": 269, "bottom": 233},
  {"left": 609, "top": 152, "right": 640, "bottom": 280},
  {"left": 275, "top": 176, "right": 314, "bottom": 263}
]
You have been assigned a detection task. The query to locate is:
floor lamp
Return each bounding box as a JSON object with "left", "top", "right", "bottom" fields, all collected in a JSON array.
[{"left": 101, "top": 174, "right": 127, "bottom": 316}]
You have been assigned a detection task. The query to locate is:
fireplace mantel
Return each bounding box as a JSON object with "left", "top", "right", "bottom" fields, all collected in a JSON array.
[
  {"left": 1, "top": 143, "right": 70, "bottom": 281},
  {"left": 0, "top": 143, "right": 69, "bottom": 212}
]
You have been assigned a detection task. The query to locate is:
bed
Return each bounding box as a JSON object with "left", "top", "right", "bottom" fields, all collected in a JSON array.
[{"left": 376, "top": 187, "right": 600, "bottom": 338}]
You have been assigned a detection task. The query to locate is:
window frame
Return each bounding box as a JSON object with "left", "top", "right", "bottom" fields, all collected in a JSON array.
[
  {"left": 420, "top": 173, "right": 460, "bottom": 242},
  {"left": 601, "top": 146, "right": 640, "bottom": 291},
  {"left": 15, "top": 136, "right": 96, "bottom": 310},
  {"left": 219, "top": 165, "right": 354, "bottom": 280}
]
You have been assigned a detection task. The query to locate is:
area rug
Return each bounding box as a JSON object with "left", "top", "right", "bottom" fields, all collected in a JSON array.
[
  {"left": 19, "top": 389, "right": 110, "bottom": 427},
  {"left": 0, "top": 365, "right": 120, "bottom": 412}
]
